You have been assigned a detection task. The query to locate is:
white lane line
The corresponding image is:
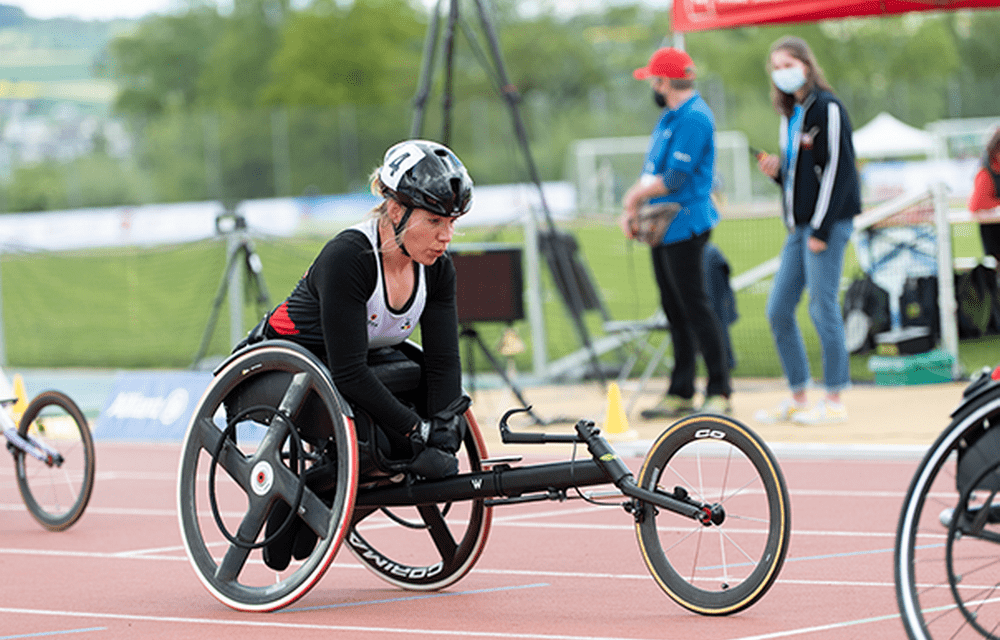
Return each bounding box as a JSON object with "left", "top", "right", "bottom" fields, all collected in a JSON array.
[
  {"left": 285, "top": 582, "right": 549, "bottom": 612},
  {"left": 0, "top": 604, "right": 906, "bottom": 640},
  {"left": 724, "top": 611, "right": 901, "bottom": 640},
  {"left": 95, "top": 471, "right": 177, "bottom": 481},
  {"left": 0, "top": 606, "right": 679, "bottom": 640},
  {"left": 0, "top": 546, "right": 899, "bottom": 589},
  {"left": 0, "top": 625, "right": 107, "bottom": 639}
]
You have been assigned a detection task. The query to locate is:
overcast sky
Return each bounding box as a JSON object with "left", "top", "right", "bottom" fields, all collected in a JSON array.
[
  {"left": 7, "top": 0, "right": 652, "bottom": 21},
  {"left": 7, "top": 0, "right": 187, "bottom": 20}
]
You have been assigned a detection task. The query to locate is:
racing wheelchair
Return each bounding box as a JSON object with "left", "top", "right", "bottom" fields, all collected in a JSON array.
[
  {"left": 895, "top": 364, "right": 1000, "bottom": 640},
  {"left": 177, "top": 340, "right": 790, "bottom": 614}
]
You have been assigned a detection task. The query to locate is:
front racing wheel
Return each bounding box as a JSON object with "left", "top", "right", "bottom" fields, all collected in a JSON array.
[{"left": 635, "top": 414, "right": 790, "bottom": 615}]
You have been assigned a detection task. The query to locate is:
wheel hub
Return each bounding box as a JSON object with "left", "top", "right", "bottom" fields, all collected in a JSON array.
[{"left": 251, "top": 461, "right": 274, "bottom": 496}]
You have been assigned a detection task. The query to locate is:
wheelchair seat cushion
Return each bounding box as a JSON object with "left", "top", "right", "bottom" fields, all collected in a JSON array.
[{"left": 367, "top": 347, "right": 422, "bottom": 394}]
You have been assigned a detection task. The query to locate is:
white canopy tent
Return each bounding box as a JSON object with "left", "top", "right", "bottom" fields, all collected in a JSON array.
[{"left": 853, "top": 112, "right": 937, "bottom": 159}]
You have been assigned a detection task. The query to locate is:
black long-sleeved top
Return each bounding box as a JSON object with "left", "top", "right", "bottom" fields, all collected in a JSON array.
[
  {"left": 776, "top": 88, "right": 861, "bottom": 242},
  {"left": 265, "top": 223, "right": 462, "bottom": 435}
]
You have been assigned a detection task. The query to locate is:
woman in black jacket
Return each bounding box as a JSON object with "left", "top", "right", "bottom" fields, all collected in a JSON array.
[{"left": 755, "top": 36, "right": 861, "bottom": 426}]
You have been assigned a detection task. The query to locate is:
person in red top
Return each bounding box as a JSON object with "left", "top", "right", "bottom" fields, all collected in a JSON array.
[{"left": 968, "top": 128, "right": 1000, "bottom": 261}]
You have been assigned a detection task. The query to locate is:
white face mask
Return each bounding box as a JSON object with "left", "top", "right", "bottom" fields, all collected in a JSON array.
[{"left": 771, "top": 66, "right": 807, "bottom": 94}]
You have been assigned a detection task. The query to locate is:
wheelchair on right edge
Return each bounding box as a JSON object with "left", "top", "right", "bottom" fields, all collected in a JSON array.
[
  {"left": 896, "top": 364, "right": 1000, "bottom": 640},
  {"left": 177, "top": 339, "right": 791, "bottom": 614}
]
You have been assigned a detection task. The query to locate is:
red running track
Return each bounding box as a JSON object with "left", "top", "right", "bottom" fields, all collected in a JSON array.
[{"left": 2, "top": 441, "right": 918, "bottom": 640}]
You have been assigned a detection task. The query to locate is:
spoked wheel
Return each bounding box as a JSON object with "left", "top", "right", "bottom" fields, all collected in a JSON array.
[
  {"left": 635, "top": 414, "right": 790, "bottom": 615},
  {"left": 896, "top": 386, "right": 1000, "bottom": 640},
  {"left": 347, "top": 409, "right": 492, "bottom": 590},
  {"left": 14, "top": 391, "right": 95, "bottom": 532},
  {"left": 947, "top": 457, "right": 1000, "bottom": 639},
  {"left": 177, "top": 342, "right": 358, "bottom": 612}
]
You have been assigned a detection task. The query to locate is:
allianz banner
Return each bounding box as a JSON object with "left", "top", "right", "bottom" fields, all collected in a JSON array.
[{"left": 97, "top": 371, "right": 213, "bottom": 441}]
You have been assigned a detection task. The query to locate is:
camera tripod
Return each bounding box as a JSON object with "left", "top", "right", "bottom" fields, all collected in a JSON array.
[
  {"left": 192, "top": 209, "right": 272, "bottom": 367},
  {"left": 411, "top": 0, "right": 606, "bottom": 385},
  {"left": 459, "top": 324, "right": 565, "bottom": 427}
]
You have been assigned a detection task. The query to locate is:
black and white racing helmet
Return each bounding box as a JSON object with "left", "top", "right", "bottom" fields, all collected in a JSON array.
[{"left": 377, "top": 139, "right": 473, "bottom": 218}]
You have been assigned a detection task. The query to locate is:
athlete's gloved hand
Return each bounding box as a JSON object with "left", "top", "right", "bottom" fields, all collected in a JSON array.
[
  {"left": 425, "top": 396, "right": 471, "bottom": 454},
  {"left": 408, "top": 444, "right": 459, "bottom": 479}
]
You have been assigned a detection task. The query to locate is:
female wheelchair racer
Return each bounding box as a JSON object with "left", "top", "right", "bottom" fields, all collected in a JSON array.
[
  {"left": 176, "top": 139, "right": 791, "bottom": 615},
  {"left": 233, "top": 139, "right": 474, "bottom": 570}
]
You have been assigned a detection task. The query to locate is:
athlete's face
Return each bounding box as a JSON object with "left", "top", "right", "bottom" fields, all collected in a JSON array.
[{"left": 403, "top": 208, "right": 459, "bottom": 265}]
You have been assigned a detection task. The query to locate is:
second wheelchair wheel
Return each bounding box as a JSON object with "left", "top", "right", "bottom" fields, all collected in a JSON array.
[
  {"left": 177, "top": 342, "right": 359, "bottom": 612},
  {"left": 346, "top": 408, "right": 493, "bottom": 591},
  {"left": 15, "top": 390, "right": 95, "bottom": 532},
  {"left": 635, "top": 414, "right": 790, "bottom": 615},
  {"left": 896, "top": 385, "right": 1000, "bottom": 640}
]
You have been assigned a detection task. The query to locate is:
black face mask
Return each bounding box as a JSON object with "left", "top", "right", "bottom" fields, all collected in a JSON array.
[{"left": 652, "top": 90, "right": 666, "bottom": 108}]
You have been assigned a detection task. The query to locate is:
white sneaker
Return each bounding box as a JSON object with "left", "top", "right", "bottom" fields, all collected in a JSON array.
[
  {"left": 792, "top": 399, "right": 847, "bottom": 425},
  {"left": 754, "top": 399, "right": 808, "bottom": 424}
]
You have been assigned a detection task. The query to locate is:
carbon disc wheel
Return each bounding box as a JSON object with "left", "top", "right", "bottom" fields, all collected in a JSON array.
[
  {"left": 347, "top": 408, "right": 492, "bottom": 591},
  {"left": 176, "top": 342, "right": 358, "bottom": 612}
]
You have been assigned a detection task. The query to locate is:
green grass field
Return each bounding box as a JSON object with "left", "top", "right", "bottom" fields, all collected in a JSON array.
[{"left": 2, "top": 216, "right": 997, "bottom": 383}]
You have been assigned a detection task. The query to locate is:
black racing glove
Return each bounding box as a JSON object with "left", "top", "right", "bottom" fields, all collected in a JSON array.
[
  {"left": 408, "top": 444, "right": 459, "bottom": 479},
  {"left": 425, "top": 395, "right": 471, "bottom": 453}
]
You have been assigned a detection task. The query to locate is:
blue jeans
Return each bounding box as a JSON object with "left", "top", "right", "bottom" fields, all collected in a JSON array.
[{"left": 766, "top": 220, "right": 854, "bottom": 394}]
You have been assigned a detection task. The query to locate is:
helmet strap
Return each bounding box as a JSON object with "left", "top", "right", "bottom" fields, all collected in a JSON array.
[{"left": 392, "top": 205, "right": 414, "bottom": 258}]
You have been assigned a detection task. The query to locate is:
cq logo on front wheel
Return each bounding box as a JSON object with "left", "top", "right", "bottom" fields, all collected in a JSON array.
[{"left": 694, "top": 428, "right": 726, "bottom": 440}]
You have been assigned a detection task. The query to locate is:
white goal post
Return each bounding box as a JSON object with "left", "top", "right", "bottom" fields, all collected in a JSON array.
[{"left": 570, "top": 131, "right": 754, "bottom": 215}]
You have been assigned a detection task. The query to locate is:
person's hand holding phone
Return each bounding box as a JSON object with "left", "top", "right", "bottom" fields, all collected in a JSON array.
[{"left": 751, "top": 146, "right": 780, "bottom": 180}]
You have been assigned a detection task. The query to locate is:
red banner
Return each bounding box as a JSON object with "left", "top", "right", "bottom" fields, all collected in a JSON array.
[{"left": 673, "top": 0, "right": 1000, "bottom": 32}]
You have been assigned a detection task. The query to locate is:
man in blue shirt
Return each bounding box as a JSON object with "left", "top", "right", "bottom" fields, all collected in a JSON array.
[{"left": 620, "top": 47, "right": 732, "bottom": 418}]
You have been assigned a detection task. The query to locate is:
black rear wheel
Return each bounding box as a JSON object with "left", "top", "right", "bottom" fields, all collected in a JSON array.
[
  {"left": 347, "top": 408, "right": 492, "bottom": 591},
  {"left": 177, "top": 343, "right": 358, "bottom": 612}
]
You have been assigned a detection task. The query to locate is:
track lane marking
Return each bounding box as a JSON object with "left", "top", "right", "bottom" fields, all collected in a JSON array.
[
  {"left": 0, "top": 604, "right": 907, "bottom": 640},
  {"left": 284, "top": 582, "right": 549, "bottom": 612},
  {"left": 0, "top": 628, "right": 106, "bottom": 640},
  {"left": 0, "top": 606, "right": 682, "bottom": 640}
]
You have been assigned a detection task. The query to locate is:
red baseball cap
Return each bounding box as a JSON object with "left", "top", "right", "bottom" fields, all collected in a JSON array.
[{"left": 633, "top": 47, "right": 695, "bottom": 80}]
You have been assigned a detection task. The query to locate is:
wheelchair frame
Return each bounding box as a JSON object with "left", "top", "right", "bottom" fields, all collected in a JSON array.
[{"left": 177, "top": 340, "right": 790, "bottom": 616}]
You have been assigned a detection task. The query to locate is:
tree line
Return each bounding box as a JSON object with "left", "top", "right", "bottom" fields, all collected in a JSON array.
[{"left": 3, "top": 0, "right": 999, "bottom": 212}]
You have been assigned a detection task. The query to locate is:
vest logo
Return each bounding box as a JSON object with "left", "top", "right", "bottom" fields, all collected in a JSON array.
[{"left": 106, "top": 388, "right": 190, "bottom": 426}]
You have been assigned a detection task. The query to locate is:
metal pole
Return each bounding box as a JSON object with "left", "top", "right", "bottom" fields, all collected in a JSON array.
[
  {"left": 469, "top": 0, "right": 606, "bottom": 384},
  {"left": 0, "top": 255, "right": 6, "bottom": 366},
  {"left": 933, "top": 181, "right": 961, "bottom": 378},
  {"left": 441, "top": 0, "right": 459, "bottom": 145},
  {"left": 523, "top": 210, "right": 547, "bottom": 376},
  {"left": 228, "top": 232, "right": 244, "bottom": 350},
  {"left": 411, "top": 0, "right": 443, "bottom": 138}
]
